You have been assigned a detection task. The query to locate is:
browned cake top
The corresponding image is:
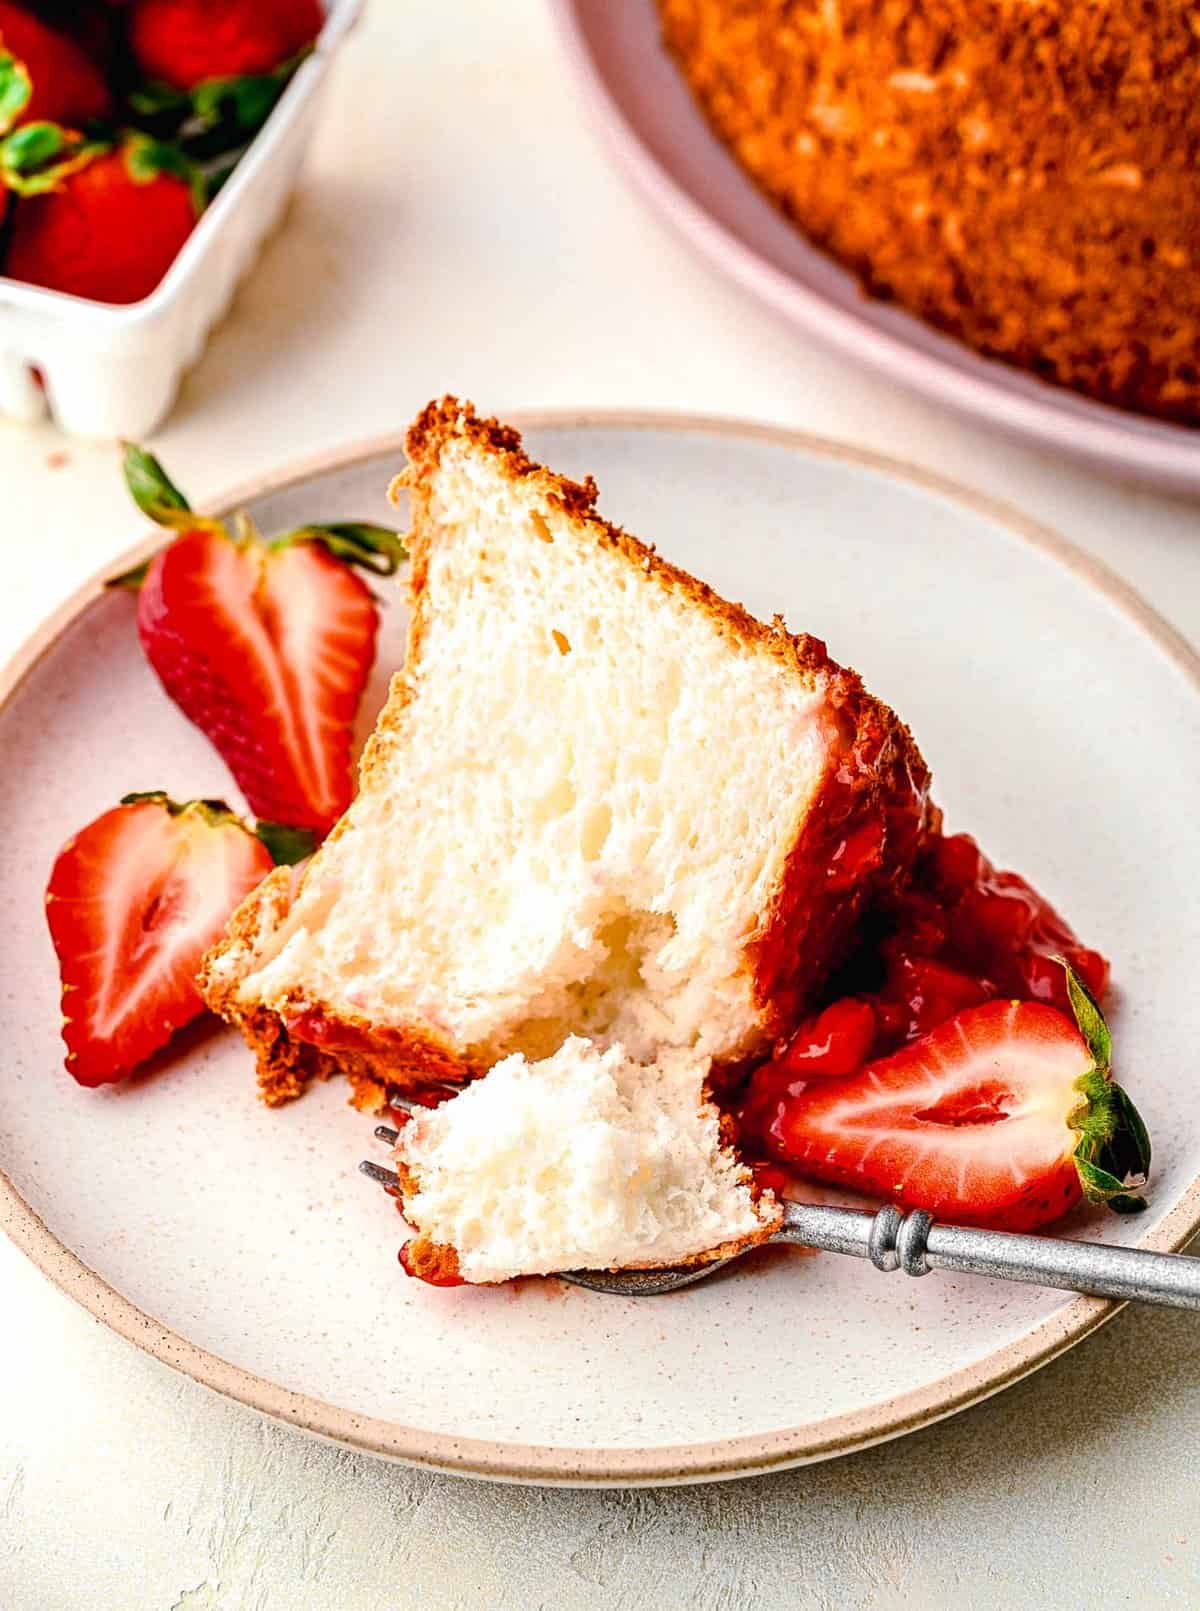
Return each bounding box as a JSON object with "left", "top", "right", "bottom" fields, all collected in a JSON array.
[{"left": 660, "top": 0, "right": 1200, "bottom": 422}]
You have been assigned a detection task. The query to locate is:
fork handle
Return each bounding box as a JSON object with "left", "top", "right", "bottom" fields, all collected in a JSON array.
[{"left": 777, "top": 1201, "right": 1200, "bottom": 1310}]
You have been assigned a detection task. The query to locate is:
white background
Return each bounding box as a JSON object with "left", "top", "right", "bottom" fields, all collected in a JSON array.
[{"left": 3, "top": 2, "right": 1200, "bottom": 1606}]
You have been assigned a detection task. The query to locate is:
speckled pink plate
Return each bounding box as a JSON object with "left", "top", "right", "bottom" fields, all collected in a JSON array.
[
  {"left": 3, "top": 415, "right": 1200, "bottom": 1486},
  {"left": 551, "top": 1, "right": 1200, "bottom": 494}
]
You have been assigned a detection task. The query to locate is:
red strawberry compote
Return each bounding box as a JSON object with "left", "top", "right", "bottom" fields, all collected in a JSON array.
[{"left": 736, "top": 832, "right": 1109, "bottom": 1157}]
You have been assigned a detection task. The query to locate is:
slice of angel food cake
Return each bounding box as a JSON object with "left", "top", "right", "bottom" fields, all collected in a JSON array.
[{"left": 202, "top": 399, "right": 934, "bottom": 1279}]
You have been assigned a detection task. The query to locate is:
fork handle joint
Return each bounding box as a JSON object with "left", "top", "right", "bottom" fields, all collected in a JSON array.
[{"left": 868, "top": 1205, "right": 933, "bottom": 1276}]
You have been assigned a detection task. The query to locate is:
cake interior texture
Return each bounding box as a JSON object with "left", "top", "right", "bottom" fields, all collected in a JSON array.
[
  {"left": 202, "top": 401, "right": 933, "bottom": 1111},
  {"left": 217, "top": 426, "right": 852, "bottom": 1068},
  {"left": 394, "top": 1037, "right": 778, "bottom": 1282}
]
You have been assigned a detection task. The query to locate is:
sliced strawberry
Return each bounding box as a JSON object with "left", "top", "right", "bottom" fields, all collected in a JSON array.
[
  {"left": 765, "top": 965, "right": 1149, "bottom": 1232},
  {"left": 113, "top": 446, "right": 405, "bottom": 836},
  {"left": 135, "top": 527, "right": 377, "bottom": 833},
  {"left": 775, "top": 998, "right": 879, "bottom": 1079},
  {"left": 45, "top": 792, "right": 283, "bottom": 1086}
]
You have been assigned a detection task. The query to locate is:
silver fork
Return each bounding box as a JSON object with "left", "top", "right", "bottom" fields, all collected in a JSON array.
[{"left": 361, "top": 1126, "right": 1200, "bottom": 1309}]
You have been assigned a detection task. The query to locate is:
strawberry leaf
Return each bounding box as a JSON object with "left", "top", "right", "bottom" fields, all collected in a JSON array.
[
  {"left": 1062, "top": 960, "right": 1151, "bottom": 1215},
  {"left": 119, "top": 793, "right": 309, "bottom": 867},
  {"left": 128, "top": 80, "right": 193, "bottom": 120},
  {"left": 254, "top": 821, "right": 318, "bottom": 866},
  {"left": 3, "top": 121, "right": 66, "bottom": 173},
  {"left": 286, "top": 523, "right": 409, "bottom": 577},
  {"left": 138, "top": 49, "right": 310, "bottom": 162},
  {"left": 122, "top": 133, "right": 205, "bottom": 214},
  {"left": 0, "top": 51, "right": 32, "bottom": 136},
  {"left": 193, "top": 72, "right": 288, "bottom": 134},
  {"left": 122, "top": 443, "right": 193, "bottom": 528},
  {"left": 1111, "top": 1081, "right": 1153, "bottom": 1178},
  {"left": 0, "top": 122, "right": 106, "bottom": 194},
  {"left": 105, "top": 559, "right": 151, "bottom": 592},
  {"left": 124, "top": 133, "right": 194, "bottom": 186},
  {"left": 1061, "top": 957, "right": 1111, "bottom": 1074},
  {"left": 120, "top": 791, "right": 239, "bottom": 828},
  {"left": 1073, "top": 1156, "right": 1146, "bottom": 1215}
]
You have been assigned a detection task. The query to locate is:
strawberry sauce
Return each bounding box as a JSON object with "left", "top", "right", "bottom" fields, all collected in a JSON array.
[{"left": 736, "top": 831, "right": 1109, "bottom": 1156}]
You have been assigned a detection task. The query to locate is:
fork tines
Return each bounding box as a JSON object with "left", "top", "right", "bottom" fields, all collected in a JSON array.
[
  {"left": 359, "top": 1159, "right": 401, "bottom": 1189},
  {"left": 359, "top": 1125, "right": 402, "bottom": 1190}
]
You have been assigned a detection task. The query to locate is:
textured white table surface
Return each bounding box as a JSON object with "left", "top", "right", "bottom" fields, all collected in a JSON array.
[{"left": 4, "top": 4, "right": 1200, "bottom": 1607}]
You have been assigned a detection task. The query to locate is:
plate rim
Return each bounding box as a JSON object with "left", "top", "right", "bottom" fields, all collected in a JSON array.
[
  {"left": 4, "top": 407, "right": 1200, "bottom": 1487},
  {"left": 548, "top": 0, "right": 1200, "bottom": 492}
]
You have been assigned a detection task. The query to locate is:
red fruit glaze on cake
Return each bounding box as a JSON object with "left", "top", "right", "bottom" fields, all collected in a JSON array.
[
  {"left": 746, "top": 689, "right": 937, "bottom": 1049},
  {"left": 737, "top": 832, "right": 1110, "bottom": 1159}
]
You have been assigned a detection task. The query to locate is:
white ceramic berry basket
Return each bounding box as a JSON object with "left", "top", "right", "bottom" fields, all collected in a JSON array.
[{"left": 0, "top": 0, "right": 364, "bottom": 439}]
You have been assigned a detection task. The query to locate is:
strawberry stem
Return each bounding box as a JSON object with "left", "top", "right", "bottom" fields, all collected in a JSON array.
[
  {"left": 121, "top": 790, "right": 240, "bottom": 827},
  {"left": 129, "top": 48, "right": 312, "bottom": 151},
  {"left": 114, "top": 451, "right": 407, "bottom": 584},
  {"left": 283, "top": 523, "right": 409, "bottom": 577},
  {"left": 119, "top": 793, "right": 314, "bottom": 866},
  {"left": 254, "top": 821, "right": 317, "bottom": 866},
  {"left": 1059, "top": 959, "right": 1151, "bottom": 1215},
  {"left": 122, "top": 132, "right": 206, "bottom": 216}
]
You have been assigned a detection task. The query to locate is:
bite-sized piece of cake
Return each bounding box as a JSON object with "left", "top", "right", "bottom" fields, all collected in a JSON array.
[
  {"left": 201, "top": 399, "right": 934, "bottom": 1108},
  {"left": 393, "top": 1037, "right": 782, "bottom": 1284}
]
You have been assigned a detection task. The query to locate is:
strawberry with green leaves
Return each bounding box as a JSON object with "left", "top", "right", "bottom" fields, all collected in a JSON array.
[
  {"left": 758, "top": 963, "right": 1150, "bottom": 1232},
  {"left": 128, "top": 0, "right": 324, "bottom": 90},
  {"left": 46, "top": 793, "right": 311, "bottom": 1086},
  {"left": 125, "top": 0, "right": 322, "bottom": 149},
  {"left": 113, "top": 446, "right": 406, "bottom": 836},
  {"left": 2, "top": 126, "right": 200, "bottom": 303},
  {"left": 0, "top": 2, "right": 113, "bottom": 134}
]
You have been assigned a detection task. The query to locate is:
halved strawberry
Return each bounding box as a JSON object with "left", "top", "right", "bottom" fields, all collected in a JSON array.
[
  {"left": 112, "top": 446, "right": 405, "bottom": 836},
  {"left": 45, "top": 792, "right": 307, "bottom": 1086},
  {"left": 764, "top": 964, "right": 1150, "bottom": 1231}
]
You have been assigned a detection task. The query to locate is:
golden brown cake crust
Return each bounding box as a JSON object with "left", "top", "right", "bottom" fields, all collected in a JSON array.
[
  {"left": 396, "top": 1219, "right": 781, "bottom": 1287},
  {"left": 660, "top": 0, "right": 1200, "bottom": 424},
  {"left": 200, "top": 399, "right": 934, "bottom": 1108}
]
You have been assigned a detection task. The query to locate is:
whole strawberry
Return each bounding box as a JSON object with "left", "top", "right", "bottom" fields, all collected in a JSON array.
[
  {"left": 0, "top": 1, "right": 114, "bottom": 131},
  {"left": 3, "top": 130, "right": 199, "bottom": 304},
  {"left": 128, "top": 0, "right": 324, "bottom": 91},
  {"left": 114, "top": 446, "right": 406, "bottom": 837}
]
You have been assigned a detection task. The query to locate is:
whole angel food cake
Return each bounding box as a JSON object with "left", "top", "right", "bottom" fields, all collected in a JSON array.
[{"left": 659, "top": 0, "right": 1200, "bottom": 424}]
